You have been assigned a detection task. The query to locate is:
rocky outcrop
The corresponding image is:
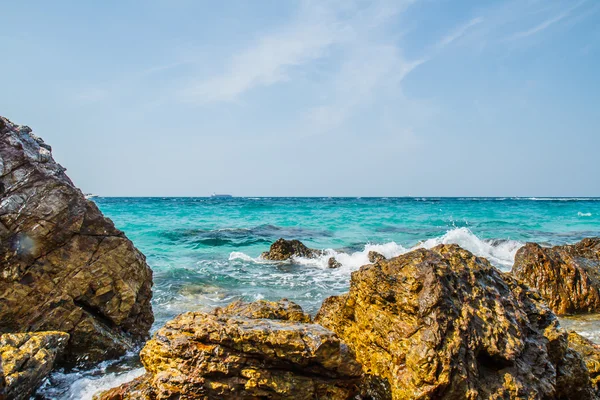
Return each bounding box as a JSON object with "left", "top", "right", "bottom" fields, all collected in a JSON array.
[
  {"left": 513, "top": 238, "right": 600, "bottom": 315},
  {"left": 95, "top": 300, "right": 362, "bottom": 400},
  {"left": 315, "top": 244, "right": 594, "bottom": 399},
  {"left": 0, "top": 116, "right": 153, "bottom": 365},
  {"left": 261, "top": 238, "right": 322, "bottom": 261},
  {"left": 368, "top": 250, "right": 385, "bottom": 263},
  {"left": 568, "top": 332, "right": 600, "bottom": 396},
  {"left": 328, "top": 256, "right": 342, "bottom": 268},
  {"left": 0, "top": 331, "right": 69, "bottom": 400}
]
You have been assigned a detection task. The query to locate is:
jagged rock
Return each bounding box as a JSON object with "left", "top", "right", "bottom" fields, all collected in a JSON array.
[
  {"left": 328, "top": 256, "right": 342, "bottom": 269},
  {"left": 95, "top": 300, "right": 362, "bottom": 400},
  {"left": 0, "top": 331, "right": 69, "bottom": 400},
  {"left": 261, "top": 238, "right": 322, "bottom": 260},
  {"left": 368, "top": 250, "right": 385, "bottom": 263},
  {"left": 315, "top": 244, "right": 595, "bottom": 400},
  {"left": 0, "top": 116, "right": 153, "bottom": 365},
  {"left": 568, "top": 332, "right": 600, "bottom": 395},
  {"left": 513, "top": 238, "right": 600, "bottom": 315}
]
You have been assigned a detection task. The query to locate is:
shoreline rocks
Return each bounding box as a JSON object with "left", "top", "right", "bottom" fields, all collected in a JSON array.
[
  {"left": 0, "top": 331, "right": 69, "bottom": 400},
  {"left": 96, "top": 300, "right": 362, "bottom": 399},
  {"left": 513, "top": 238, "right": 600, "bottom": 315},
  {"left": 315, "top": 244, "right": 594, "bottom": 399},
  {"left": 261, "top": 238, "right": 323, "bottom": 260},
  {"left": 0, "top": 116, "right": 154, "bottom": 365}
]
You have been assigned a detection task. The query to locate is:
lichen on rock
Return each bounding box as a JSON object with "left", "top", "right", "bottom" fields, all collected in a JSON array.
[
  {"left": 0, "top": 331, "right": 69, "bottom": 400},
  {"left": 95, "top": 300, "right": 362, "bottom": 400},
  {"left": 315, "top": 244, "right": 595, "bottom": 399},
  {"left": 0, "top": 116, "right": 153, "bottom": 365},
  {"left": 513, "top": 238, "right": 600, "bottom": 315}
]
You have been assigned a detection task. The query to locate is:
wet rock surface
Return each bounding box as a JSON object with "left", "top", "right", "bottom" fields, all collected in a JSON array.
[
  {"left": 0, "top": 116, "right": 153, "bottom": 365},
  {"left": 0, "top": 331, "right": 69, "bottom": 400},
  {"left": 95, "top": 300, "right": 362, "bottom": 400},
  {"left": 513, "top": 238, "right": 600, "bottom": 315},
  {"left": 568, "top": 331, "right": 600, "bottom": 396},
  {"left": 261, "top": 238, "right": 322, "bottom": 261},
  {"left": 328, "top": 256, "right": 342, "bottom": 268},
  {"left": 315, "top": 244, "right": 595, "bottom": 399},
  {"left": 367, "top": 250, "right": 386, "bottom": 263}
]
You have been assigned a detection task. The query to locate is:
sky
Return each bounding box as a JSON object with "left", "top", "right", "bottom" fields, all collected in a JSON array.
[{"left": 1, "top": 0, "right": 599, "bottom": 197}]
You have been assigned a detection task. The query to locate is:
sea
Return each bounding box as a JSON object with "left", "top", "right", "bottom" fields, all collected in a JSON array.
[{"left": 37, "top": 197, "right": 600, "bottom": 398}]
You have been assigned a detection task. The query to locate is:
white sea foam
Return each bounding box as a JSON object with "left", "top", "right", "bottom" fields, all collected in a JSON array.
[
  {"left": 65, "top": 368, "right": 145, "bottom": 399},
  {"left": 578, "top": 212, "right": 592, "bottom": 217},
  {"left": 230, "top": 228, "right": 522, "bottom": 272}
]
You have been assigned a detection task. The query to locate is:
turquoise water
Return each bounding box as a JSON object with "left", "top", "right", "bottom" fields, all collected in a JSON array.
[{"left": 40, "top": 197, "right": 600, "bottom": 398}]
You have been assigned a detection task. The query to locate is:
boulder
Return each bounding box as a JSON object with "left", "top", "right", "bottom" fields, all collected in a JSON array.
[
  {"left": 368, "top": 250, "right": 386, "bottom": 263},
  {"left": 568, "top": 332, "right": 600, "bottom": 395},
  {"left": 0, "top": 331, "right": 69, "bottom": 400},
  {"left": 328, "top": 256, "right": 342, "bottom": 269},
  {"left": 261, "top": 238, "right": 322, "bottom": 260},
  {"left": 315, "top": 244, "right": 595, "bottom": 399},
  {"left": 95, "top": 300, "right": 362, "bottom": 400},
  {"left": 0, "top": 116, "right": 153, "bottom": 365},
  {"left": 512, "top": 238, "right": 600, "bottom": 315}
]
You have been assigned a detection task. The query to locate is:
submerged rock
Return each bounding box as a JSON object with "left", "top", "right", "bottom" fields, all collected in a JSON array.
[
  {"left": 328, "top": 256, "right": 342, "bottom": 268},
  {"left": 0, "top": 331, "right": 69, "bottom": 400},
  {"left": 96, "top": 300, "right": 362, "bottom": 400},
  {"left": 261, "top": 238, "right": 322, "bottom": 260},
  {"left": 367, "top": 250, "right": 386, "bottom": 263},
  {"left": 0, "top": 116, "right": 153, "bottom": 365},
  {"left": 513, "top": 238, "right": 600, "bottom": 315},
  {"left": 315, "top": 244, "right": 594, "bottom": 399}
]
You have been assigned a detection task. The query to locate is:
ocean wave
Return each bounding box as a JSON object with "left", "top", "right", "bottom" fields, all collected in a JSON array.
[
  {"left": 578, "top": 212, "right": 593, "bottom": 217},
  {"left": 229, "top": 228, "right": 522, "bottom": 272}
]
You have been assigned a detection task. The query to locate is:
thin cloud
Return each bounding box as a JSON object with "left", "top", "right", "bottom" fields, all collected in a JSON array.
[
  {"left": 436, "top": 17, "right": 484, "bottom": 49},
  {"left": 509, "top": 0, "right": 586, "bottom": 40}
]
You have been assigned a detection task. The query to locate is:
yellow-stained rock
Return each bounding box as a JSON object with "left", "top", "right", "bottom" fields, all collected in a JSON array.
[
  {"left": 513, "top": 238, "right": 600, "bottom": 315},
  {"left": 0, "top": 116, "right": 153, "bottom": 365},
  {"left": 315, "top": 244, "right": 595, "bottom": 400},
  {"left": 568, "top": 331, "right": 600, "bottom": 396},
  {"left": 0, "top": 331, "right": 69, "bottom": 400},
  {"left": 95, "top": 300, "right": 362, "bottom": 399}
]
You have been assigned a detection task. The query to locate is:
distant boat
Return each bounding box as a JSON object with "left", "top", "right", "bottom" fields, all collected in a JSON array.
[
  {"left": 84, "top": 193, "right": 98, "bottom": 199},
  {"left": 211, "top": 193, "right": 233, "bottom": 198}
]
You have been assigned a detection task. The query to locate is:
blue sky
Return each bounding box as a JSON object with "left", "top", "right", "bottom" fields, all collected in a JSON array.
[{"left": 2, "top": 0, "right": 599, "bottom": 196}]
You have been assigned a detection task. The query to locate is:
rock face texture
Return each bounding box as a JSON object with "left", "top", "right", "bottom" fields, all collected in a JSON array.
[
  {"left": 568, "top": 332, "right": 600, "bottom": 396},
  {"left": 0, "top": 116, "right": 153, "bottom": 365},
  {"left": 261, "top": 238, "right": 322, "bottom": 261},
  {"left": 368, "top": 250, "right": 386, "bottom": 263},
  {"left": 513, "top": 238, "right": 600, "bottom": 315},
  {"left": 0, "top": 331, "right": 69, "bottom": 400},
  {"left": 315, "top": 244, "right": 594, "bottom": 400},
  {"left": 96, "top": 300, "right": 362, "bottom": 400}
]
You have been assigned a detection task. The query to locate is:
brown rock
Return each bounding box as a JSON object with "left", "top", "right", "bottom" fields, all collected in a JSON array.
[
  {"left": 315, "top": 244, "right": 595, "bottom": 399},
  {"left": 513, "top": 238, "right": 600, "bottom": 315},
  {"left": 261, "top": 238, "right": 322, "bottom": 260},
  {"left": 0, "top": 331, "right": 69, "bottom": 400},
  {"left": 568, "top": 331, "right": 600, "bottom": 395},
  {"left": 214, "top": 299, "right": 312, "bottom": 322},
  {"left": 367, "top": 250, "right": 386, "bottom": 263},
  {"left": 95, "top": 300, "right": 362, "bottom": 400},
  {"left": 328, "top": 256, "right": 342, "bottom": 268},
  {"left": 0, "top": 116, "right": 153, "bottom": 365}
]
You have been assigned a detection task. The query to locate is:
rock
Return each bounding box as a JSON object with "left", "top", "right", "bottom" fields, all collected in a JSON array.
[
  {"left": 568, "top": 332, "right": 600, "bottom": 395},
  {"left": 328, "top": 256, "right": 342, "bottom": 269},
  {"left": 315, "top": 244, "right": 595, "bottom": 399},
  {"left": 368, "top": 250, "right": 386, "bottom": 263},
  {"left": 261, "top": 238, "right": 322, "bottom": 261},
  {"left": 0, "top": 331, "right": 69, "bottom": 400},
  {"left": 95, "top": 300, "right": 362, "bottom": 400},
  {"left": 513, "top": 238, "right": 600, "bottom": 315},
  {"left": 0, "top": 116, "right": 153, "bottom": 365}
]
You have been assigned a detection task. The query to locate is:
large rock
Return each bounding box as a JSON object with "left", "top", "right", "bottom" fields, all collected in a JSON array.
[
  {"left": 568, "top": 332, "right": 600, "bottom": 396},
  {"left": 261, "top": 238, "right": 322, "bottom": 261},
  {"left": 512, "top": 238, "right": 600, "bottom": 315},
  {"left": 315, "top": 244, "right": 594, "bottom": 399},
  {"left": 0, "top": 116, "right": 153, "bottom": 365},
  {"left": 96, "top": 300, "right": 362, "bottom": 400},
  {"left": 0, "top": 331, "right": 69, "bottom": 400}
]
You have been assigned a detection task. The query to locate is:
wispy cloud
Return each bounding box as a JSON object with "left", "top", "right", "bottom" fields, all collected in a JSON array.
[
  {"left": 436, "top": 17, "right": 484, "bottom": 49},
  {"left": 509, "top": 0, "right": 587, "bottom": 40}
]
